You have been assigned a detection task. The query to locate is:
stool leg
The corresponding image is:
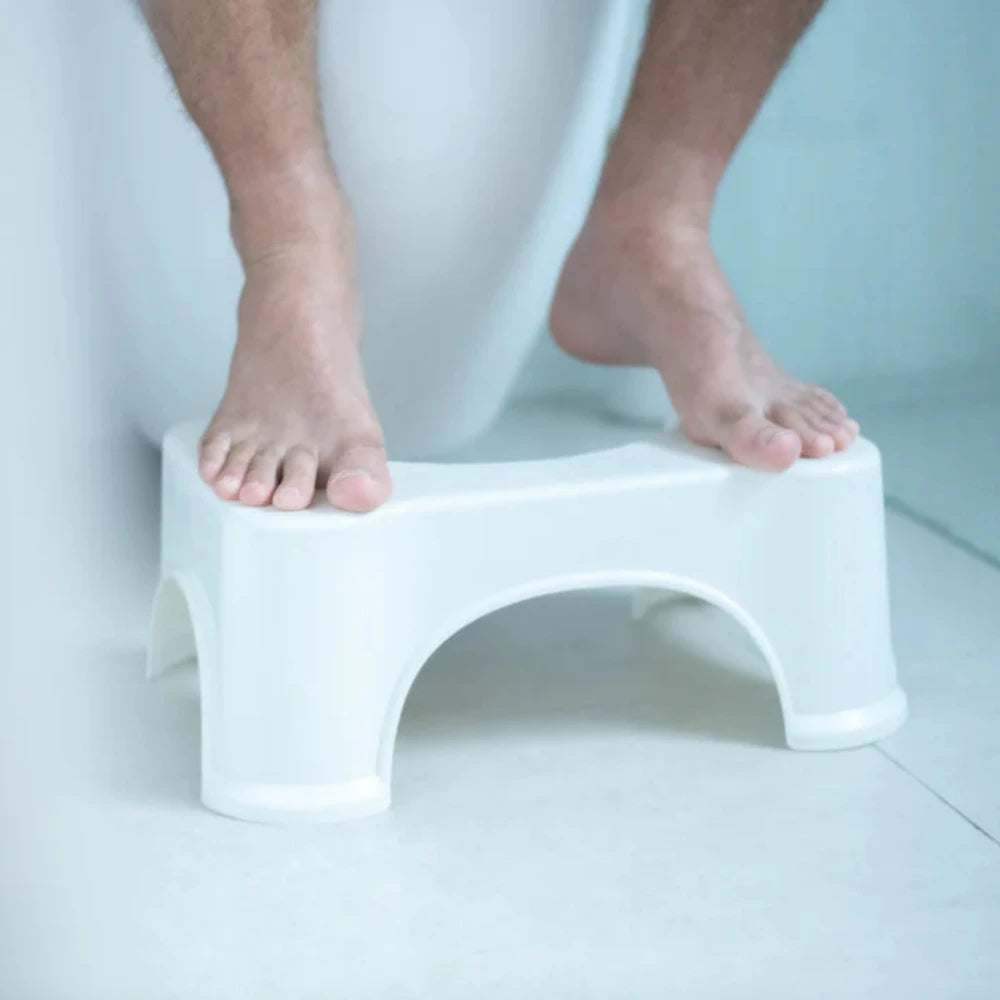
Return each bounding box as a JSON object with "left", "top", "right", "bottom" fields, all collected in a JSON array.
[
  {"left": 196, "top": 540, "right": 411, "bottom": 823},
  {"left": 735, "top": 475, "right": 907, "bottom": 751},
  {"left": 199, "top": 613, "right": 398, "bottom": 823}
]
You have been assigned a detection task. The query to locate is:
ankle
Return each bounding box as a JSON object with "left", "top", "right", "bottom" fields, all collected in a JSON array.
[
  {"left": 587, "top": 186, "right": 713, "bottom": 259},
  {"left": 227, "top": 151, "right": 354, "bottom": 266},
  {"left": 596, "top": 125, "right": 724, "bottom": 229}
]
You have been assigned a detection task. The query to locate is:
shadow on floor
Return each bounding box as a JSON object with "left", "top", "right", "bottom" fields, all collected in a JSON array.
[
  {"left": 86, "top": 645, "right": 202, "bottom": 808},
  {"left": 89, "top": 590, "right": 784, "bottom": 811},
  {"left": 398, "top": 590, "right": 784, "bottom": 750}
]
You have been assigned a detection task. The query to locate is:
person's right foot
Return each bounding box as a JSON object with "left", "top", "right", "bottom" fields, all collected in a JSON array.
[
  {"left": 550, "top": 196, "right": 859, "bottom": 470},
  {"left": 197, "top": 172, "right": 391, "bottom": 513}
]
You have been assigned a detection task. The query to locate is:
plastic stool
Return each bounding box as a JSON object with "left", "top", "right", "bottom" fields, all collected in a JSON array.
[{"left": 149, "top": 420, "right": 906, "bottom": 823}]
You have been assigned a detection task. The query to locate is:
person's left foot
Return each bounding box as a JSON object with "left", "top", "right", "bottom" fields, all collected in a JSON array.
[
  {"left": 549, "top": 197, "right": 859, "bottom": 471},
  {"left": 198, "top": 170, "right": 392, "bottom": 513}
]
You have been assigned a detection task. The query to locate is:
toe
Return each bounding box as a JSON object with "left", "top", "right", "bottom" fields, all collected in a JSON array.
[
  {"left": 801, "top": 404, "right": 851, "bottom": 450},
  {"left": 273, "top": 445, "right": 319, "bottom": 511},
  {"left": 800, "top": 399, "right": 857, "bottom": 451},
  {"left": 238, "top": 446, "right": 281, "bottom": 506},
  {"left": 713, "top": 410, "right": 802, "bottom": 471},
  {"left": 214, "top": 440, "right": 255, "bottom": 499},
  {"left": 326, "top": 440, "right": 392, "bottom": 513},
  {"left": 769, "top": 403, "right": 835, "bottom": 459},
  {"left": 827, "top": 421, "right": 856, "bottom": 451},
  {"left": 198, "top": 430, "right": 231, "bottom": 484},
  {"left": 809, "top": 386, "right": 847, "bottom": 419}
]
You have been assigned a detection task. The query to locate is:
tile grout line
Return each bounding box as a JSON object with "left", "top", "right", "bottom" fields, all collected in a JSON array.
[
  {"left": 875, "top": 744, "right": 1000, "bottom": 848},
  {"left": 881, "top": 495, "right": 999, "bottom": 847},
  {"left": 885, "top": 496, "right": 1000, "bottom": 573}
]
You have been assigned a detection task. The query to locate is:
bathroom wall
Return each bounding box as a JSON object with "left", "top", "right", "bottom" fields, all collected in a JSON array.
[
  {"left": 520, "top": 0, "right": 1000, "bottom": 399},
  {"left": 0, "top": 0, "right": 101, "bottom": 592},
  {"left": 0, "top": 3, "right": 106, "bottom": 986}
]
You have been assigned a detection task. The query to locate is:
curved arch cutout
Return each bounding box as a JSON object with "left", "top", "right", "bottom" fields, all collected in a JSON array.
[
  {"left": 146, "top": 572, "right": 216, "bottom": 680},
  {"left": 376, "top": 570, "right": 789, "bottom": 789},
  {"left": 147, "top": 572, "right": 220, "bottom": 800}
]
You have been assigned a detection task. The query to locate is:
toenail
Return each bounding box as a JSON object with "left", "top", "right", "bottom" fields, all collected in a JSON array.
[{"left": 330, "top": 468, "right": 372, "bottom": 484}]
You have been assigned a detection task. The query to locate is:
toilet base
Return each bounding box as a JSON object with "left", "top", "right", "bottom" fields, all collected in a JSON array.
[{"left": 149, "top": 417, "right": 905, "bottom": 824}]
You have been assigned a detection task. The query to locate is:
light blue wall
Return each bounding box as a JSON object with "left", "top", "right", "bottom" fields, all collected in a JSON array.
[{"left": 524, "top": 0, "right": 1000, "bottom": 394}]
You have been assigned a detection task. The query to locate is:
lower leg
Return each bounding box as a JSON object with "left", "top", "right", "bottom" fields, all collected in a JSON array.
[
  {"left": 140, "top": 0, "right": 390, "bottom": 511},
  {"left": 551, "top": 0, "right": 858, "bottom": 469}
]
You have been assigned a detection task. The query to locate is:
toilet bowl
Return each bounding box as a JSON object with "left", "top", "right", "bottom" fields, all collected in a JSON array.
[{"left": 95, "top": 0, "right": 649, "bottom": 456}]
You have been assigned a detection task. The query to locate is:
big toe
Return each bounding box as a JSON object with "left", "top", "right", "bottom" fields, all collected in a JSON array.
[
  {"left": 326, "top": 441, "right": 392, "bottom": 513},
  {"left": 713, "top": 411, "right": 802, "bottom": 471}
]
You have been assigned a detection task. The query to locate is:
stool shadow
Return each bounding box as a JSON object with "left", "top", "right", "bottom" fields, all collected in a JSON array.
[
  {"left": 398, "top": 590, "right": 784, "bottom": 751},
  {"left": 96, "top": 589, "right": 783, "bottom": 811},
  {"left": 88, "top": 643, "right": 202, "bottom": 808}
]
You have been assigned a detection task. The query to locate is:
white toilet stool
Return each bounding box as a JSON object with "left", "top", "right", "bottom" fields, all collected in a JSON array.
[{"left": 149, "top": 421, "right": 906, "bottom": 824}]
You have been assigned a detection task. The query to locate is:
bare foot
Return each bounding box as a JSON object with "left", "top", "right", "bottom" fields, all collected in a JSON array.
[
  {"left": 550, "top": 199, "right": 859, "bottom": 470},
  {"left": 198, "top": 176, "right": 391, "bottom": 512}
]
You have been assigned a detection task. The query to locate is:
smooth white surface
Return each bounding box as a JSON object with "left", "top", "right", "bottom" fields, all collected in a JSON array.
[{"left": 151, "top": 413, "right": 903, "bottom": 820}]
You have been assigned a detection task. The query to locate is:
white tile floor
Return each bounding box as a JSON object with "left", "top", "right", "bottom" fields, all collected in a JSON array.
[{"left": 5, "top": 400, "right": 999, "bottom": 999}]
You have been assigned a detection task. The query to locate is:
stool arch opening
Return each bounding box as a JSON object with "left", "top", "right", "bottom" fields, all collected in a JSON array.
[
  {"left": 147, "top": 572, "right": 217, "bottom": 682},
  {"left": 375, "top": 571, "right": 790, "bottom": 791}
]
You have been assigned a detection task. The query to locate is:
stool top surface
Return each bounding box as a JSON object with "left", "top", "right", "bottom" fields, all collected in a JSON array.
[{"left": 164, "top": 415, "right": 880, "bottom": 526}]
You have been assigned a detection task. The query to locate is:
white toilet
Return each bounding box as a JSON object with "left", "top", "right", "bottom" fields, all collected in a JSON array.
[{"left": 96, "top": 0, "right": 649, "bottom": 456}]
